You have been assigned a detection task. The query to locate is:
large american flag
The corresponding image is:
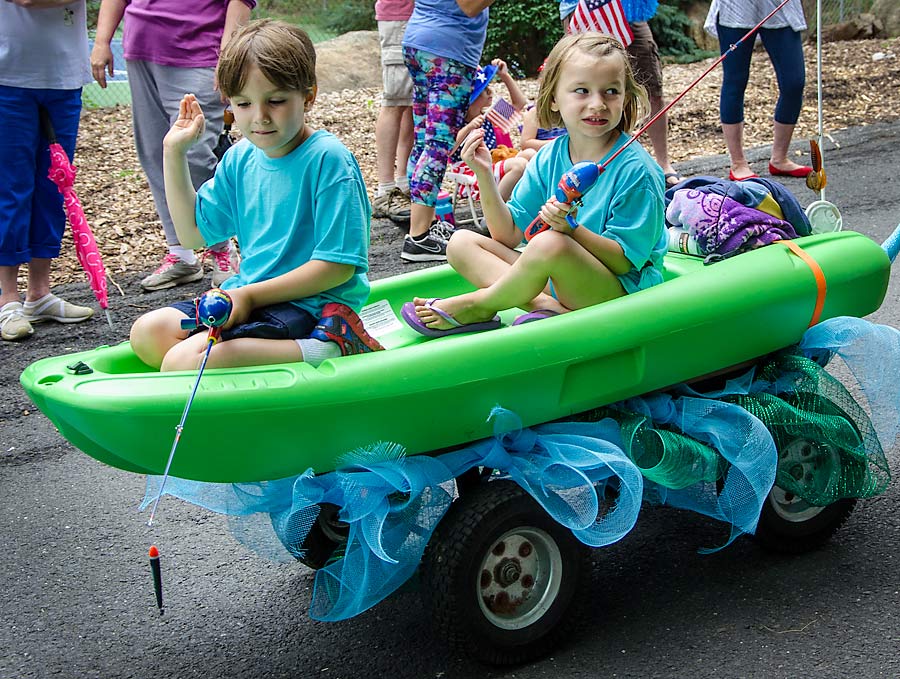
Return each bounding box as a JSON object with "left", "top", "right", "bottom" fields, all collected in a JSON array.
[{"left": 566, "top": 0, "right": 634, "bottom": 47}]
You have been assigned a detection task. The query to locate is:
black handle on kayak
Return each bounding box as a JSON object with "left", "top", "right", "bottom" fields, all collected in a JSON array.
[{"left": 38, "top": 106, "right": 58, "bottom": 144}]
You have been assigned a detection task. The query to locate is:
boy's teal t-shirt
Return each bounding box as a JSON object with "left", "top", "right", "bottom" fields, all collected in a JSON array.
[
  {"left": 195, "top": 130, "right": 371, "bottom": 316},
  {"left": 507, "top": 131, "right": 667, "bottom": 292}
]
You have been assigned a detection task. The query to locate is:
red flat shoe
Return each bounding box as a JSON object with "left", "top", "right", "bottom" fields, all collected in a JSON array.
[
  {"left": 729, "top": 169, "right": 759, "bottom": 181},
  {"left": 769, "top": 163, "right": 813, "bottom": 178}
]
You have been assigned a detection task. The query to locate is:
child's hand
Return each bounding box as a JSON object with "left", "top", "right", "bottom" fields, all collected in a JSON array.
[
  {"left": 538, "top": 197, "right": 577, "bottom": 234},
  {"left": 163, "top": 94, "right": 206, "bottom": 155},
  {"left": 460, "top": 128, "right": 492, "bottom": 174},
  {"left": 491, "top": 58, "right": 508, "bottom": 76},
  {"left": 464, "top": 114, "right": 485, "bottom": 133},
  {"left": 220, "top": 287, "right": 251, "bottom": 329}
]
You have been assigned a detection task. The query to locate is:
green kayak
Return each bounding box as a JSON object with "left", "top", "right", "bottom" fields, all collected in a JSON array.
[{"left": 20, "top": 231, "right": 890, "bottom": 482}]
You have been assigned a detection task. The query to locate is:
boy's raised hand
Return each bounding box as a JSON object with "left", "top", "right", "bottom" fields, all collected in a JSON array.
[{"left": 164, "top": 94, "right": 206, "bottom": 155}]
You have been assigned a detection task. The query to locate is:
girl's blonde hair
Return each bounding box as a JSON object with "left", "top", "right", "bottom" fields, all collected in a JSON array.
[
  {"left": 217, "top": 19, "right": 317, "bottom": 99},
  {"left": 535, "top": 33, "right": 649, "bottom": 134}
]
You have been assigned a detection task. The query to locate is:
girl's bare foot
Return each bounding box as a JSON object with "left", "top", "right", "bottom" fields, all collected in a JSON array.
[{"left": 413, "top": 296, "right": 495, "bottom": 330}]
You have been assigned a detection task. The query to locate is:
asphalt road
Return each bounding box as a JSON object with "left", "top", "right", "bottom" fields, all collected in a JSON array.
[{"left": 2, "top": 122, "right": 900, "bottom": 679}]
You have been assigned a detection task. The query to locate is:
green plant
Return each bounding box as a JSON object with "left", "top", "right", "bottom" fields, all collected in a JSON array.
[
  {"left": 648, "top": 1, "right": 702, "bottom": 57},
  {"left": 321, "top": 0, "right": 376, "bottom": 33},
  {"left": 482, "top": 0, "right": 563, "bottom": 77},
  {"left": 86, "top": 0, "right": 100, "bottom": 29}
]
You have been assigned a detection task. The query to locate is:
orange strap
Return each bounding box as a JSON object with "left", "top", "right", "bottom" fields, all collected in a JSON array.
[{"left": 777, "top": 240, "right": 827, "bottom": 327}]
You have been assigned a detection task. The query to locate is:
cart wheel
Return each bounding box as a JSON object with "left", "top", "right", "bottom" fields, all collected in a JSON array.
[
  {"left": 423, "top": 480, "right": 591, "bottom": 665},
  {"left": 296, "top": 503, "right": 348, "bottom": 570},
  {"left": 754, "top": 435, "right": 856, "bottom": 554}
]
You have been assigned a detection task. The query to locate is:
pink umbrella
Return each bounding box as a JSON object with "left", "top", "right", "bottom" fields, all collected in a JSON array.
[{"left": 39, "top": 106, "right": 113, "bottom": 328}]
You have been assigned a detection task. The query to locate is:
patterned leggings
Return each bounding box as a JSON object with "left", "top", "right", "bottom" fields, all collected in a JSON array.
[{"left": 403, "top": 47, "right": 475, "bottom": 208}]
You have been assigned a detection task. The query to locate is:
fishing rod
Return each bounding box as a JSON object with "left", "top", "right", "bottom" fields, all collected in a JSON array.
[
  {"left": 524, "top": 0, "right": 794, "bottom": 241},
  {"left": 804, "top": 0, "right": 843, "bottom": 234},
  {"left": 147, "top": 288, "right": 233, "bottom": 526},
  {"left": 144, "top": 288, "right": 232, "bottom": 616}
]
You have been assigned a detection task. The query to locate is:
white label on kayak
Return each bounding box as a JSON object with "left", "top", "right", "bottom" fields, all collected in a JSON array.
[{"left": 359, "top": 299, "right": 402, "bottom": 338}]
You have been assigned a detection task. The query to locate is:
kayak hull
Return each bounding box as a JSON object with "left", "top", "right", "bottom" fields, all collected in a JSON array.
[{"left": 20, "top": 232, "right": 890, "bottom": 482}]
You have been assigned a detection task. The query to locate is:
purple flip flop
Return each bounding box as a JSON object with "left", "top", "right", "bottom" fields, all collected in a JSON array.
[
  {"left": 512, "top": 309, "right": 560, "bottom": 325},
  {"left": 401, "top": 298, "right": 501, "bottom": 338}
]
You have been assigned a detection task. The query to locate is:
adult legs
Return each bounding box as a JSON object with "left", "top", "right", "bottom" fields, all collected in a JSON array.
[
  {"left": 404, "top": 48, "right": 473, "bottom": 239},
  {"left": 376, "top": 19, "right": 414, "bottom": 190},
  {"left": 396, "top": 107, "right": 414, "bottom": 180},
  {"left": 761, "top": 27, "right": 808, "bottom": 173},
  {"left": 127, "top": 61, "right": 227, "bottom": 251},
  {"left": 375, "top": 105, "right": 409, "bottom": 184},
  {"left": 628, "top": 22, "right": 678, "bottom": 179},
  {"left": 0, "top": 86, "right": 90, "bottom": 336},
  {"left": 717, "top": 23, "right": 756, "bottom": 179}
]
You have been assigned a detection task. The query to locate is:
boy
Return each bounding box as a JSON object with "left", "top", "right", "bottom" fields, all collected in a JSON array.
[{"left": 130, "top": 19, "right": 382, "bottom": 371}]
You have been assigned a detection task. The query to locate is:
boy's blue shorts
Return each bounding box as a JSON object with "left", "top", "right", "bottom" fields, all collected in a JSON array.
[{"left": 171, "top": 299, "right": 318, "bottom": 342}]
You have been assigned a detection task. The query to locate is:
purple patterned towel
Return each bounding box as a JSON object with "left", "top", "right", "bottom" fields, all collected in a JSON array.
[{"left": 666, "top": 189, "right": 799, "bottom": 259}]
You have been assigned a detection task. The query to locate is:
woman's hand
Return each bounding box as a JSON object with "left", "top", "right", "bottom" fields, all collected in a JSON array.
[
  {"left": 460, "top": 127, "right": 493, "bottom": 175},
  {"left": 538, "top": 197, "right": 577, "bottom": 234},
  {"left": 90, "top": 42, "right": 114, "bottom": 88}
]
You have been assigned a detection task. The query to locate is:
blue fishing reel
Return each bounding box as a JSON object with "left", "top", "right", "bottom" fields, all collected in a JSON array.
[
  {"left": 180, "top": 288, "right": 233, "bottom": 333},
  {"left": 523, "top": 161, "right": 602, "bottom": 241}
]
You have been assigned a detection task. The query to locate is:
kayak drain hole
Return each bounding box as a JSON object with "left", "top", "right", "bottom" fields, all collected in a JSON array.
[{"left": 38, "top": 375, "right": 64, "bottom": 385}]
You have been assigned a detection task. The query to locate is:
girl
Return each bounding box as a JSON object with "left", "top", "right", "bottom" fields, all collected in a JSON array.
[
  {"left": 448, "top": 59, "right": 533, "bottom": 204},
  {"left": 402, "top": 33, "right": 667, "bottom": 336}
]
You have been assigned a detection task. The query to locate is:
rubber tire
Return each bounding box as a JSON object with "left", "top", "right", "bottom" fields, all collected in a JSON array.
[
  {"left": 753, "top": 392, "right": 860, "bottom": 554},
  {"left": 754, "top": 493, "right": 857, "bottom": 554},
  {"left": 422, "top": 479, "right": 592, "bottom": 666},
  {"left": 296, "top": 504, "right": 347, "bottom": 570}
]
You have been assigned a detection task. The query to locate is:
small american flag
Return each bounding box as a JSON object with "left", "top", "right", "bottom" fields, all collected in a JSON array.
[
  {"left": 485, "top": 97, "right": 522, "bottom": 134},
  {"left": 567, "top": 0, "right": 634, "bottom": 48}
]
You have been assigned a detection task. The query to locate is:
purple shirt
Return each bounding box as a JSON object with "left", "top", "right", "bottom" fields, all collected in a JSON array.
[{"left": 122, "top": 0, "right": 255, "bottom": 68}]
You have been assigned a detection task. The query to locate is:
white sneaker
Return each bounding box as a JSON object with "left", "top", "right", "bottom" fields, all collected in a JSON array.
[
  {"left": 205, "top": 244, "right": 240, "bottom": 287},
  {"left": 23, "top": 293, "right": 93, "bottom": 324},
  {"left": 0, "top": 301, "right": 34, "bottom": 341},
  {"left": 140, "top": 253, "right": 204, "bottom": 291}
]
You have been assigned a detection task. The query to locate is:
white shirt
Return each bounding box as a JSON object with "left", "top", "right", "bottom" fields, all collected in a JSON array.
[
  {"left": 705, "top": 0, "right": 807, "bottom": 37},
  {"left": 0, "top": 1, "right": 91, "bottom": 90}
]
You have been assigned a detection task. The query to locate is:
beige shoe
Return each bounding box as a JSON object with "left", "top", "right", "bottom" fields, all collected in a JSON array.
[
  {"left": 140, "top": 253, "right": 204, "bottom": 291},
  {"left": 371, "top": 190, "right": 392, "bottom": 219},
  {"left": 387, "top": 187, "right": 411, "bottom": 224},
  {"left": 23, "top": 293, "right": 93, "bottom": 324},
  {"left": 205, "top": 244, "right": 240, "bottom": 287},
  {"left": 0, "top": 301, "right": 35, "bottom": 340}
]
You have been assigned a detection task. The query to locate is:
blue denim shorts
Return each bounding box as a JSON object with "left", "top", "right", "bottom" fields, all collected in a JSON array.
[{"left": 171, "top": 299, "right": 318, "bottom": 342}]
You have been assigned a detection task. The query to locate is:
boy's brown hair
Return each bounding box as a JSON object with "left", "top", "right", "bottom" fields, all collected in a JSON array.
[
  {"left": 535, "top": 33, "right": 649, "bottom": 134},
  {"left": 217, "top": 19, "right": 317, "bottom": 99}
]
